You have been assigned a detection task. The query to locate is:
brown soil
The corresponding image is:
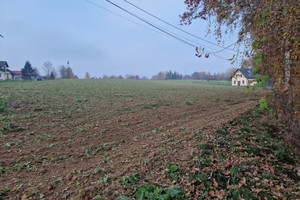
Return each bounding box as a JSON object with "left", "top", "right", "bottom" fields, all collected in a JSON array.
[
  {"left": 0, "top": 102, "right": 259, "bottom": 199},
  {"left": 0, "top": 80, "right": 263, "bottom": 199}
]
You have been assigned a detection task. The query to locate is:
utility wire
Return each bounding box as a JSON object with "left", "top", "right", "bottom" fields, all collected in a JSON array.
[
  {"left": 104, "top": 0, "right": 238, "bottom": 60},
  {"left": 122, "top": 0, "right": 237, "bottom": 52},
  {"left": 121, "top": 0, "right": 236, "bottom": 56},
  {"left": 83, "top": 0, "right": 237, "bottom": 61},
  {"left": 84, "top": 0, "right": 227, "bottom": 54},
  {"left": 83, "top": 0, "right": 167, "bottom": 36},
  {"left": 209, "top": 43, "right": 237, "bottom": 55},
  {"left": 103, "top": 0, "right": 198, "bottom": 48},
  {"left": 84, "top": 0, "right": 199, "bottom": 48},
  {"left": 84, "top": 0, "right": 223, "bottom": 54}
]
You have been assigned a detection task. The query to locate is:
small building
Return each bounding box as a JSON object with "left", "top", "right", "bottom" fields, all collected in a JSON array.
[
  {"left": 231, "top": 68, "right": 259, "bottom": 86},
  {"left": 11, "top": 71, "right": 23, "bottom": 80},
  {"left": 0, "top": 61, "right": 13, "bottom": 81}
]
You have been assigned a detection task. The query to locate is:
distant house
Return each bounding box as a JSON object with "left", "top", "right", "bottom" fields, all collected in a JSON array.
[
  {"left": 0, "top": 61, "right": 13, "bottom": 81},
  {"left": 231, "top": 68, "right": 260, "bottom": 86},
  {"left": 11, "top": 71, "right": 23, "bottom": 80}
]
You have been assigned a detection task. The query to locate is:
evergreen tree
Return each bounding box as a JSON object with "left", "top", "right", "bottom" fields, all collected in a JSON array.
[
  {"left": 50, "top": 72, "right": 55, "bottom": 80},
  {"left": 21, "top": 61, "right": 35, "bottom": 80},
  {"left": 166, "top": 71, "right": 172, "bottom": 80}
]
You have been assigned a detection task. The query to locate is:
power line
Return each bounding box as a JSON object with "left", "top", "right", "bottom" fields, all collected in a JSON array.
[
  {"left": 121, "top": 0, "right": 236, "bottom": 57},
  {"left": 84, "top": 0, "right": 198, "bottom": 48},
  {"left": 83, "top": 0, "right": 167, "bottom": 36},
  {"left": 103, "top": 0, "right": 197, "bottom": 48},
  {"left": 83, "top": 0, "right": 237, "bottom": 61},
  {"left": 103, "top": 0, "right": 239, "bottom": 60},
  {"left": 122, "top": 0, "right": 237, "bottom": 52},
  {"left": 209, "top": 43, "right": 237, "bottom": 55},
  {"left": 118, "top": 0, "right": 234, "bottom": 55}
]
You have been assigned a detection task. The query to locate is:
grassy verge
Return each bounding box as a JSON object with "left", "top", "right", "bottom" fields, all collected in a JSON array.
[{"left": 118, "top": 106, "right": 300, "bottom": 200}]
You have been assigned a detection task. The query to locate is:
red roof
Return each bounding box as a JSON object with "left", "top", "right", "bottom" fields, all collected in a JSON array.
[{"left": 12, "top": 71, "right": 22, "bottom": 75}]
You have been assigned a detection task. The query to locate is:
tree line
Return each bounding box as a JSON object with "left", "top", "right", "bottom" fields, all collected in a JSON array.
[
  {"left": 83, "top": 69, "right": 234, "bottom": 81},
  {"left": 21, "top": 61, "right": 78, "bottom": 80},
  {"left": 84, "top": 73, "right": 148, "bottom": 80},
  {"left": 21, "top": 60, "right": 235, "bottom": 81},
  {"left": 151, "top": 69, "right": 234, "bottom": 80}
]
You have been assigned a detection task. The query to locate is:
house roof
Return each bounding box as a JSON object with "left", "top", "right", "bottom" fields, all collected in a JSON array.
[
  {"left": 0, "top": 61, "right": 9, "bottom": 71},
  {"left": 11, "top": 71, "right": 22, "bottom": 75},
  {"left": 232, "top": 68, "right": 260, "bottom": 79}
]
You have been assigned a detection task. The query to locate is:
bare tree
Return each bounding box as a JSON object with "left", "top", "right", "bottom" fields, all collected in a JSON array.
[
  {"left": 59, "top": 65, "right": 77, "bottom": 79},
  {"left": 226, "top": 67, "right": 237, "bottom": 78},
  {"left": 59, "top": 65, "right": 67, "bottom": 78},
  {"left": 43, "top": 61, "right": 53, "bottom": 79},
  {"left": 32, "top": 67, "right": 40, "bottom": 78}
]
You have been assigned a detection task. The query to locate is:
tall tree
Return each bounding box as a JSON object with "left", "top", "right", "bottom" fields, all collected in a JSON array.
[
  {"left": 65, "top": 67, "right": 74, "bottom": 79},
  {"left": 21, "top": 61, "right": 35, "bottom": 80},
  {"left": 59, "top": 65, "right": 67, "bottom": 78},
  {"left": 181, "top": 0, "right": 300, "bottom": 146},
  {"left": 43, "top": 61, "right": 53, "bottom": 79}
]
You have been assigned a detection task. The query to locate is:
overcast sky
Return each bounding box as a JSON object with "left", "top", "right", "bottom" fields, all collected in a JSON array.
[{"left": 0, "top": 0, "right": 239, "bottom": 78}]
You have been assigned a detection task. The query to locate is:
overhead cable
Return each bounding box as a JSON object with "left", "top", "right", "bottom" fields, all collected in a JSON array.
[
  {"left": 103, "top": 0, "right": 198, "bottom": 48},
  {"left": 122, "top": 0, "right": 237, "bottom": 52},
  {"left": 83, "top": 0, "right": 167, "bottom": 36},
  {"left": 83, "top": 0, "right": 238, "bottom": 61}
]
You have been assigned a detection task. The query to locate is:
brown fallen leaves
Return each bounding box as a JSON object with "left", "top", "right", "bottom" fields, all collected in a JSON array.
[{"left": 178, "top": 107, "right": 300, "bottom": 199}]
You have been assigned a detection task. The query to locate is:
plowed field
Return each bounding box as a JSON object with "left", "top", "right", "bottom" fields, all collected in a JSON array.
[{"left": 0, "top": 80, "right": 263, "bottom": 199}]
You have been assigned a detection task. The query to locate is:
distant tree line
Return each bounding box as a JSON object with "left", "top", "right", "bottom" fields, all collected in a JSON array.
[
  {"left": 84, "top": 69, "right": 235, "bottom": 81},
  {"left": 21, "top": 61, "right": 234, "bottom": 81},
  {"left": 151, "top": 70, "right": 233, "bottom": 80},
  {"left": 92, "top": 74, "right": 147, "bottom": 80},
  {"left": 190, "top": 71, "right": 226, "bottom": 80},
  {"left": 151, "top": 71, "right": 183, "bottom": 80}
]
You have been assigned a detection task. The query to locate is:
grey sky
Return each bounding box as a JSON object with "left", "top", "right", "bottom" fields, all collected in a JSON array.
[{"left": 0, "top": 0, "right": 239, "bottom": 78}]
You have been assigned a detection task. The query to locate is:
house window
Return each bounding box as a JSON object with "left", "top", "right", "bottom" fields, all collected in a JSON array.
[
  {"left": 234, "top": 81, "right": 236, "bottom": 84},
  {"left": 242, "top": 80, "right": 245, "bottom": 84},
  {"left": 0, "top": 73, "right": 1, "bottom": 77}
]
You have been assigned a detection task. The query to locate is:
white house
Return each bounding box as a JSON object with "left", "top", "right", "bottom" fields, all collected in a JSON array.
[
  {"left": 0, "top": 61, "right": 13, "bottom": 81},
  {"left": 231, "top": 68, "right": 259, "bottom": 86}
]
